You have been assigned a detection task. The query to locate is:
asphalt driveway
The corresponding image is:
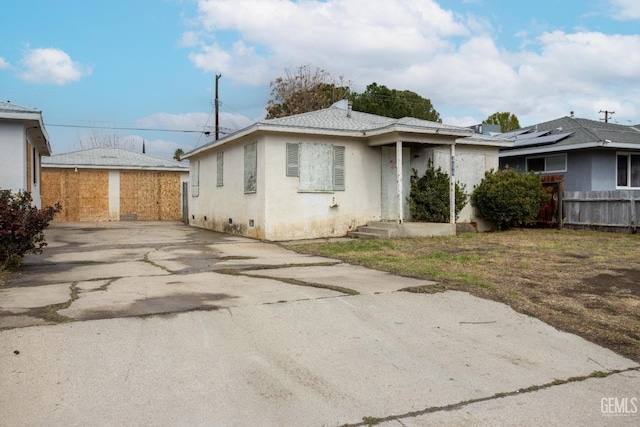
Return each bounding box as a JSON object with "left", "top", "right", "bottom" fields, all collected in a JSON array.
[{"left": 1, "top": 222, "right": 638, "bottom": 426}]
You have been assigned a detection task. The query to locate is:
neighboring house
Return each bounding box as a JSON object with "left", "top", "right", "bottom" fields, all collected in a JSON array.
[
  {"left": 499, "top": 116, "right": 640, "bottom": 229},
  {"left": 42, "top": 147, "right": 189, "bottom": 222},
  {"left": 183, "top": 102, "right": 511, "bottom": 241},
  {"left": 0, "top": 101, "right": 51, "bottom": 208}
]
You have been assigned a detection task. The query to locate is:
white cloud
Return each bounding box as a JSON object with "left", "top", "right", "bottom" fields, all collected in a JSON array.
[
  {"left": 187, "top": 0, "right": 466, "bottom": 85},
  {"left": 0, "top": 57, "right": 9, "bottom": 69},
  {"left": 18, "top": 47, "right": 92, "bottom": 85},
  {"left": 184, "top": 0, "right": 640, "bottom": 126},
  {"left": 120, "top": 134, "right": 186, "bottom": 159},
  {"left": 609, "top": 0, "right": 640, "bottom": 20}
]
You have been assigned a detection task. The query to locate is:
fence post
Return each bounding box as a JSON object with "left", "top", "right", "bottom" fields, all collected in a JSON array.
[{"left": 630, "top": 194, "right": 637, "bottom": 233}]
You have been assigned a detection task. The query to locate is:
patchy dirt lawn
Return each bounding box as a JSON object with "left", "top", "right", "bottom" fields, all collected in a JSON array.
[{"left": 290, "top": 229, "right": 640, "bottom": 362}]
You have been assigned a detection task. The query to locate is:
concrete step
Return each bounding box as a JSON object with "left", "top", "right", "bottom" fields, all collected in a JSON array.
[
  {"left": 365, "top": 221, "right": 401, "bottom": 230},
  {"left": 357, "top": 226, "right": 392, "bottom": 237},
  {"left": 347, "top": 231, "right": 384, "bottom": 239}
]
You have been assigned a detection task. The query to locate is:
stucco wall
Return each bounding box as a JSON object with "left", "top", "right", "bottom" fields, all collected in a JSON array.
[
  {"left": 188, "top": 133, "right": 383, "bottom": 241},
  {"left": 0, "top": 123, "right": 27, "bottom": 192},
  {"left": 263, "top": 134, "right": 382, "bottom": 240},
  {"left": 188, "top": 136, "right": 266, "bottom": 239},
  {"left": 0, "top": 122, "right": 46, "bottom": 208},
  {"left": 418, "top": 145, "right": 497, "bottom": 228}
]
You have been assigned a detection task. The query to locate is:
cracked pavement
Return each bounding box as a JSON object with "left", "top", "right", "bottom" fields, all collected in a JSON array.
[{"left": 1, "top": 222, "right": 638, "bottom": 426}]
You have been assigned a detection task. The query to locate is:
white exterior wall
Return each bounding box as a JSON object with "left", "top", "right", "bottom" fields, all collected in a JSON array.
[
  {"left": 262, "top": 134, "right": 382, "bottom": 240},
  {"left": 188, "top": 133, "right": 382, "bottom": 241},
  {"left": 422, "top": 145, "right": 499, "bottom": 230},
  {"left": 0, "top": 123, "right": 27, "bottom": 192},
  {"left": 188, "top": 137, "right": 266, "bottom": 239}
]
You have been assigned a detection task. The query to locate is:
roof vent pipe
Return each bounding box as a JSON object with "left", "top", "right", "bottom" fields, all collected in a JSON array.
[{"left": 347, "top": 101, "right": 352, "bottom": 118}]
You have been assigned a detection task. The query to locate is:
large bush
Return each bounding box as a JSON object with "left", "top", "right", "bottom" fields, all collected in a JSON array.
[
  {"left": 471, "top": 168, "right": 549, "bottom": 231},
  {"left": 0, "top": 189, "right": 61, "bottom": 270},
  {"left": 407, "top": 161, "right": 467, "bottom": 223}
]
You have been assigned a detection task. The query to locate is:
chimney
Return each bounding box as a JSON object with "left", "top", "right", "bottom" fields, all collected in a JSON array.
[{"left": 347, "top": 101, "right": 352, "bottom": 118}]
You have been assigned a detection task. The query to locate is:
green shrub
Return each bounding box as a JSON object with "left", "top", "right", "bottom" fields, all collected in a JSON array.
[
  {"left": 0, "top": 189, "right": 61, "bottom": 270},
  {"left": 471, "top": 168, "right": 550, "bottom": 231},
  {"left": 407, "top": 161, "right": 467, "bottom": 222}
]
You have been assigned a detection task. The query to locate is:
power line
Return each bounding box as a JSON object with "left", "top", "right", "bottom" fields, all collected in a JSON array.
[{"left": 45, "top": 123, "right": 215, "bottom": 135}]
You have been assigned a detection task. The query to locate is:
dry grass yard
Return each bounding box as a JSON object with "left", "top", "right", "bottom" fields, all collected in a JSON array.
[{"left": 290, "top": 229, "right": 640, "bottom": 362}]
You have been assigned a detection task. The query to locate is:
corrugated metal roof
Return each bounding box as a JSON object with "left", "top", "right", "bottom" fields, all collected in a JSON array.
[{"left": 42, "top": 147, "right": 188, "bottom": 170}]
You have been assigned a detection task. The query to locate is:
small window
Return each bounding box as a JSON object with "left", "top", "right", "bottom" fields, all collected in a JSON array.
[
  {"left": 33, "top": 148, "right": 38, "bottom": 184},
  {"left": 617, "top": 153, "right": 640, "bottom": 188},
  {"left": 244, "top": 142, "right": 257, "bottom": 193},
  {"left": 217, "top": 152, "right": 223, "bottom": 187},
  {"left": 527, "top": 157, "right": 545, "bottom": 172},
  {"left": 191, "top": 159, "right": 200, "bottom": 197},
  {"left": 526, "top": 154, "right": 566, "bottom": 173}
]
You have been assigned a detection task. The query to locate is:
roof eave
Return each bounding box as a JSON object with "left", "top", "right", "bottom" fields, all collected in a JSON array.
[
  {"left": 500, "top": 142, "right": 601, "bottom": 157},
  {"left": 42, "top": 164, "right": 188, "bottom": 172}
]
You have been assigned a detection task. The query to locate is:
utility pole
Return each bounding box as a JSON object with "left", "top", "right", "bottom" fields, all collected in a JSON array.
[
  {"left": 599, "top": 110, "right": 615, "bottom": 123},
  {"left": 215, "top": 74, "right": 221, "bottom": 140}
]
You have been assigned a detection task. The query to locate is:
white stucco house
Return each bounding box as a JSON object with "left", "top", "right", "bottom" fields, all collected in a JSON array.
[
  {"left": 0, "top": 101, "right": 51, "bottom": 208},
  {"left": 183, "top": 102, "right": 511, "bottom": 241}
]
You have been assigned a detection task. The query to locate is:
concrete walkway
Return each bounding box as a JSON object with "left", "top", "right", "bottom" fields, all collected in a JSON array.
[{"left": 1, "top": 222, "right": 638, "bottom": 426}]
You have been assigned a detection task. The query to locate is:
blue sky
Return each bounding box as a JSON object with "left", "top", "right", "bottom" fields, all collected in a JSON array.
[{"left": 1, "top": 0, "right": 639, "bottom": 159}]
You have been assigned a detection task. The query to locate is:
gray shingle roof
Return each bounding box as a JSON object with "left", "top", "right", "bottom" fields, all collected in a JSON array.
[
  {"left": 186, "top": 105, "right": 495, "bottom": 158},
  {"left": 260, "top": 106, "right": 467, "bottom": 133},
  {"left": 0, "top": 101, "right": 41, "bottom": 114},
  {"left": 42, "top": 147, "right": 188, "bottom": 170},
  {"left": 500, "top": 116, "right": 640, "bottom": 154}
]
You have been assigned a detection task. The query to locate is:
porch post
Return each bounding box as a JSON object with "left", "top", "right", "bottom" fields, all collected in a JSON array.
[
  {"left": 450, "top": 142, "right": 456, "bottom": 224},
  {"left": 396, "top": 141, "right": 403, "bottom": 224}
]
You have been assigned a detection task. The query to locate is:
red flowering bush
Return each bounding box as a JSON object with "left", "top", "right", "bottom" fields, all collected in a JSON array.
[{"left": 0, "top": 189, "right": 61, "bottom": 270}]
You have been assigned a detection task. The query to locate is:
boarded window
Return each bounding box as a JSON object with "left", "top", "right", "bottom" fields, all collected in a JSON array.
[
  {"left": 191, "top": 159, "right": 199, "bottom": 197},
  {"left": 289, "top": 143, "right": 345, "bottom": 192},
  {"left": 300, "top": 143, "right": 333, "bottom": 191},
  {"left": 217, "top": 152, "right": 223, "bottom": 187},
  {"left": 244, "top": 142, "right": 257, "bottom": 193}
]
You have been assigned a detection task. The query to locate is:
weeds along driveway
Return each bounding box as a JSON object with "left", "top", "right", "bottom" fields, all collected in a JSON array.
[{"left": 0, "top": 222, "right": 638, "bottom": 426}]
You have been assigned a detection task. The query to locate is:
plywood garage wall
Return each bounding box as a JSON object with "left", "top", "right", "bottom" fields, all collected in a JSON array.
[
  {"left": 120, "top": 171, "right": 182, "bottom": 221},
  {"left": 41, "top": 169, "right": 109, "bottom": 221}
]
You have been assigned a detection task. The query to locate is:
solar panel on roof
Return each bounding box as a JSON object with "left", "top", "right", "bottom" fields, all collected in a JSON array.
[
  {"left": 513, "top": 130, "right": 552, "bottom": 141},
  {"left": 498, "top": 128, "right": 532, "bottom": 138},
  {"left": 512, "top": 131, "right": 574, "bottom": 148}
]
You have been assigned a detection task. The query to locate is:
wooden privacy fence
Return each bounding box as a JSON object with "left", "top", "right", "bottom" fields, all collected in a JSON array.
[{"left": 563, "top": 190, "right": 640, "bottom": 231}]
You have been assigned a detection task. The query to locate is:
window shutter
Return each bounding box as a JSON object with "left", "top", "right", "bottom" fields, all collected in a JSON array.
[
  {"left": 333, "top": 145, "right": 345, "bottom": 191},
  {"left": 286, "top": 143, "right": 299, "bottom": 177},
  {"left": 191, "top": 159, "right": 200, "bottom": 197},
  {"left": 217, "top": 152, "right": 224, "bottom": 186}
]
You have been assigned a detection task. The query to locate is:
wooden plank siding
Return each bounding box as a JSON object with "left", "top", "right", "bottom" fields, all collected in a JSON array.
[
  {"left": 42, "top": 168, "right": 183, "bottom": 222},
  {"left": 120, "top": 171, "right": 182, "bottom": 221},
  {"left": 563, "top": 190, "right": 640, "bottom": 231},
  {"left": 41, "top": 169, "right": 109, "bottom": 221}
]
